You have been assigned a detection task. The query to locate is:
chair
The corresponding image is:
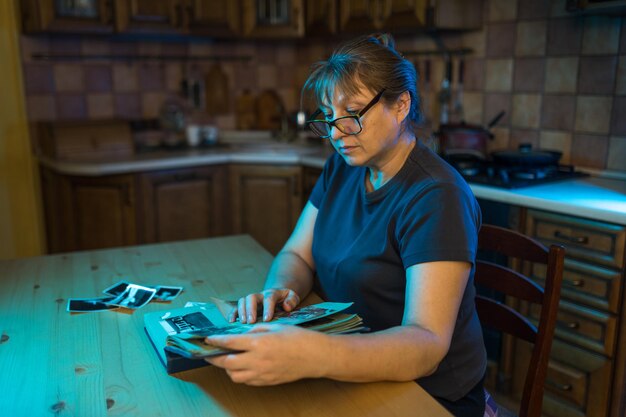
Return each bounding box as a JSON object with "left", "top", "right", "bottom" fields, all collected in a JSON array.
[{"left": 475, "top": 224, "right": 565, "bottom": 417}]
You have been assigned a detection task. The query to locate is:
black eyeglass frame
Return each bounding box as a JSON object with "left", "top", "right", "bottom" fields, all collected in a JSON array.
[{"left": 305, "top": 88, "right": 387, "bottom": 139}]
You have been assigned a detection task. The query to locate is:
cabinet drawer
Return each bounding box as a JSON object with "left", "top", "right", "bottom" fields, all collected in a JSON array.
[
  {"left": 531, "top": 258, "right": 623, "bottom": 313},
  {"left": 514, "top": 339, "right": 612, "bottom": 417},
  {"left": 530, "top": 300, "right": 617, "bottom": 357},
  {"left": 527, "top": 210, "right": 626, "bottom": 269}
]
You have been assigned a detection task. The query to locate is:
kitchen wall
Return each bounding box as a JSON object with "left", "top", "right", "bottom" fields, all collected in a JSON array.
[{"left": 19, "top": 0, "right": 626, "bottom": 172}]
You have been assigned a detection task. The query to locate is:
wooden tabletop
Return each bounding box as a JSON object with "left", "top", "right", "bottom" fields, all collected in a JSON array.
[{"left": 0, "top": 235, "right": 451, "bottom": 416}]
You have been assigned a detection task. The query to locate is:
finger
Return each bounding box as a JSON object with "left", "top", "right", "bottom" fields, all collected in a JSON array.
[
  {"left": 262, "top": 292, "right": 279, "bottom": 322},
  {"left": 226, "top": 369, "right": 257, "bottom": 384},
  {"left": 205, "top": 334, "right": 250, "bottom": 351},
  {"left": 282, "top": 290, "right": 300, "bottom": 312},
  {"left": 237, "top": 297, "right": 247, "bottom": 324},
  {"left": 228, "top": 302, "right": 239, "bottom": 323},
  {"left": 245, "top": 294, "right": 260, "bottom": 324}
]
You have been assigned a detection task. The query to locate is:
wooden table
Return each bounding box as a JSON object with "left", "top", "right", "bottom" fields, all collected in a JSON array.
[{"left": 0, "top": 235, "right": 451, "bottom": 416}]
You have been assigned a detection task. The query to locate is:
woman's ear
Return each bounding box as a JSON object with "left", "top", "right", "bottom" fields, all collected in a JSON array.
[{"left": 395, "top": 91, "right": 411, "bottom": 123}]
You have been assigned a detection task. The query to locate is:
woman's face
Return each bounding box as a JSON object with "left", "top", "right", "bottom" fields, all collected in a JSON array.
[{"left": 320, "top": 86, "right": 409, "bottom": 169}]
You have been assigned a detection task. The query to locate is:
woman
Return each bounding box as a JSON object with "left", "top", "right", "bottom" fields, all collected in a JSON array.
[{"left": 205, "top": 33, "right": 487, "bottom": 417}]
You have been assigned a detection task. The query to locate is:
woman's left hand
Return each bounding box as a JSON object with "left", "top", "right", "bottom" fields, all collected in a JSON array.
[{"left": 204, "top": 324, "right": 326, "bottom": 386}]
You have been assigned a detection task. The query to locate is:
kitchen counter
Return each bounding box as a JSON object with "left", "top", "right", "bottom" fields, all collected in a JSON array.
[{"left": 38, "top": 142, "right": 626, "bottom": 225}]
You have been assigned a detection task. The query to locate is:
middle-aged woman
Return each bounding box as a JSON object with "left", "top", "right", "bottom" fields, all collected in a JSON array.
[{"left": 205, "top": 33, "right": 487, "bottom": 417}]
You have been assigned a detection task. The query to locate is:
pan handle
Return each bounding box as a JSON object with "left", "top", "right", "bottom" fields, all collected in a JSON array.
[{"left": 487, "top": 111, "right": 505, "bottom": 129}]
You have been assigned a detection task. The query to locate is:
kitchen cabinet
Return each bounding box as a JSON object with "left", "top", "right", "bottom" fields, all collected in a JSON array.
[
  {"left": 302, "top": 166, "right": 322, "bottom": 204},
  {"left": 305, "top": 0, "right": 337, "bottom": 36},
  {"left": 242, "top": 0, "right": 304, "bottom": 38},
  {"left": 138, "top": 165, "right": 229, "bottom": 244},
  {"left": 229, "top": 164, "right": 302, "bottom": 254},
  {"left": 41, "top": 167, "right": 137, "bottom": 253},
  {"left": 114, "top": 0, "right": 186, "bottom": 34},
  {"left": 21, "top": 0, "right": 115, "bottom": 33},
  {"left": 338, "top": 0, "right": 381, "bottom": 33},
  {"left": 186, "top": 0, "right": 241, "bottom": 37},
  {"left": 509, "top": 209, "right": 626, "bottom": 417}
]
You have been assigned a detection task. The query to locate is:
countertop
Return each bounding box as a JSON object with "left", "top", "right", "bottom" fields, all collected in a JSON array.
[{"left": 38, "top": 142, "right": 626, "bottom": 226}]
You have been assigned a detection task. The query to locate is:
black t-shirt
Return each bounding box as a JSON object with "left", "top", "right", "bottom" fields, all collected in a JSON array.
[{"left": 309, "top": 141, "right": 487, "bottom": 401}]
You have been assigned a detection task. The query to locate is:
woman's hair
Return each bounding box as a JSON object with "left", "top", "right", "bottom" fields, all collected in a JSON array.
[{"left": 301, "top": 33, "right": 422, "bottom": 134}]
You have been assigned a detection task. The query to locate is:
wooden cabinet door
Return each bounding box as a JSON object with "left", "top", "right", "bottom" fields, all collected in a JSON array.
[
  {"left": 21, "top": 0, "right": 114, "bottom": 33},
  {"left": 242, "top": 0, "right": 304, "bottom": 38},
  {"left": 42, "top": 168, "right": 137, "bottom": 253},
  {"left": 339, "top": 0, "right": 380, "bottom": 33},
  {"left": 302, "top": 166, "right": 322, "bottom": 205},
  {"left": 379, "top": 0, "right": 427, "bottom": 32},
  {"left": 115, "top": 0, "right": 186, "bottom": 34},
  {"left": 138, "top": 165, "right": 228, "bottom": 243},
  {"left": 187, "top": 0, "right": 241, "bottom": 37},
  {"left": 305, "top": 0, "right": 337, "bottom": 36},
  {"left": 230, "top": 165, "right": 302, "bottom": 254}
]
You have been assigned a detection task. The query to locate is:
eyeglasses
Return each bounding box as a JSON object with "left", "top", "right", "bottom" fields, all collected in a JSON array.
[{"left": 306, "top": 89, "right": 386, "bottom": 139}]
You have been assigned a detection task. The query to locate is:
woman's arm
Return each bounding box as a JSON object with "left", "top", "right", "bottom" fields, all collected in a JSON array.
[
  {"left": 232, "top": 201, "right": 319, "bottom": 324},
  {"left": 206, "top": 260, "right": 472, "bottom": 385}
]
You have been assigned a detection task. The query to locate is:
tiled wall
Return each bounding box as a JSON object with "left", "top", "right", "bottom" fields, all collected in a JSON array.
[
  {"left": 446, "top": 0, "right": 626, "bottom": 171},
  {"left": 19, "top": 0, "right": 626, "bottom": 171}
]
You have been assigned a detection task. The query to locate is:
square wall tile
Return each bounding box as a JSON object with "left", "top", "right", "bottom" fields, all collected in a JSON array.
[
  {"left": 462, "top": 92, "right": 484, "bottom": 125},
  {"left": 276, "top": 45, "right": 296, "bottom": 66},
  {"left": 142, "top": 92, "right": 164, "bottom": 118},
  {"left": 547, "top": 18, "right": 583, "bottom": 56},
  {"left": 575, "top": 95, "right": 613, "bottom": 134},
  {"left": 54, "top": 64, "right": 85, "bottom": 92},
  {"left": 487, "top": 22, "right": 516, "bottom": 57},
  {"left": 550, "top": 0, "right": 570, "bottom": 17},
  {"left": 510, "top": 128, "right": 540, "bottom": 149},
  {"left": 485, "top": 59, "right": 513, "bottom": 92},
  {"left": 84, "top": 65, "right": 112, "bottom": 93},
  {"left": 23, "top": 64, "right": 55, "bottom": 94},
  {"left": 256, "top": 43, "right": 277, "bottom": 65},
  {"left": 114, "top": 93, "right": 141, "bottom": 119},
  {"left": 488, "top": 0, "right": 518, "bottom": 22},
  {"left": 581, "top": 16, "right": 621, "bottom": 55},
  {"left": 616, "top": 56, "right": 626, "bottom": 95},
  {"left": 486, "top": 127, "right": 510, "bottom": 152},
  {"left": 161, "top": 42, "right": 188, "bottom": 57},
  {"left": 542, "top": 94, "right": 575, "bottom": 130},
  {"left": 236, "top": 63, "right": 260, "bottom": 91},
  {"left": 20, "top": 36, "right": 50, "bottom": 63},
  {"left": 87, "top": 93, "right": 114, "bottom": 119},
  {"left": 484, "top": 93, "right": 511, "bottom": 126},
  {"left": 138, "top": 64, "right": 164, "bottom": 92},
  {"left": 80, "top": 39, "right": 110, "bottom": 56},
  {"left": 258, "top": 65, "right": 278, "bottom": 90},
  {"left": 607, "top": 136, "right": 626, "bottom": 171},
  {"left": 277, "top": 65, "right": 296, "bottom": 89},
  {"left": 26, "top": 95, "right": 56, "bottom": 121},
  {"left": 516, "top": 21, "right": 547, "bottom": 56},
  {"left": 611, "top": 96, "right": 626, "bottom": 135},
  {"left": 571, "top": 134, "right": 608, "bottom": 169},
  {"left": 518, "top": 0, "right": 549, "bottom": 20},
  {"left": 540, "top": 130, "right": 572, "bottom": 163},
  {"left": 110, "top": 41, "right": 137, "bottom": 55},
  {"left": 56, "top": 94, "right": 87, "bottom": 120},
  {"left": 578, "top": 56, "right": 618, "bottom": 95},
  {"left": 113, "top": 64, "right": 139, "bottom": 92},
  {"left": 544, "top": 57, "right": 578, "bottom": 93},
  {"left": 50, "top": 39, "right": 81, "bottom": 55},
  {"left": 512, "top": 94, "right": 542, "bottom": 128},
  {"left": 462, "top": 30, "right": 487, "bottom": 57},
  {"left": 164, "top": 63, "right": 182, "bottom": 92},
  {"left": 463, "top": 58, "right": 485, "bottom": 91},
  {"left": 514, "top": 58, "right": 545, "bottom": 92}
]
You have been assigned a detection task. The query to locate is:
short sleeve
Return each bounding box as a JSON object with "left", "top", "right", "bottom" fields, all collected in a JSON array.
[{"left": 396, "top": 183, "right": 481, "bottom": 268}]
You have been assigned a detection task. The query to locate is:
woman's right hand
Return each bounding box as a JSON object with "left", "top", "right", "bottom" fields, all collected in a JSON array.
[{"left": 229, "top": 288, "right": 300, "bottom": 324}]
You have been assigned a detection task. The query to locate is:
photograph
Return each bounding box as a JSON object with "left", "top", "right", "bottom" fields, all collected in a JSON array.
[
  {"left": 109, "top": 284, "right": 156, "bottom": 309},
  {"left": 66, "top": 296, "right": 118, "bottom": 313}
]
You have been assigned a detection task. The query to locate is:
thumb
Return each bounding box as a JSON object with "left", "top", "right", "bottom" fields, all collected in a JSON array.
[{"left": 282, "top": 290, "right": 300, "bottom": 312}]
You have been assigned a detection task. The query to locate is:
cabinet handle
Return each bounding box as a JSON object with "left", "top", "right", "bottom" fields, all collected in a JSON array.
[
  {"left": 554, "top": 230, "right": 589, "bottom": 244},
  {"left": 546, "top": 379, "right": 573, "bottom": 392},
  {"left": 565, "top": 321, "right": 580, "bottom": 330},
  {"left": 564, "top": 278, "right": 584, "bottom": 288}
]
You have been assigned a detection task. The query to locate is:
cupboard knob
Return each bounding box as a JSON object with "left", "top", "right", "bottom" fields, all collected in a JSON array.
[{"left": 554, "top": 230, "right": 589, "bottom": 244}]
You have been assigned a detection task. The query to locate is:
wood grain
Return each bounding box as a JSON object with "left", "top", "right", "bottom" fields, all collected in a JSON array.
[{"left": 0, "top": 236, "right": 450, "bottom": 416}]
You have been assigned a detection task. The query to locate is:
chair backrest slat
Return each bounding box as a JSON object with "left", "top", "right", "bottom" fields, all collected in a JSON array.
[{"left": 476, "top": 224, "right": 565, "bottom": 417}]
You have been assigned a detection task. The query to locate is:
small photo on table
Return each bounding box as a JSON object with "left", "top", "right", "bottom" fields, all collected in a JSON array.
[
  {"left": 102, "top": 280, "right": 131, "bottom": 297},
  {"left": 67, "top": 296, "right": 118, "bottom": 312},
  {"left": 154, "top": 286, "right": 183, "bottom": 302},
  {"left": 109, "top": 284, "right": 156, "bottom": 309}
]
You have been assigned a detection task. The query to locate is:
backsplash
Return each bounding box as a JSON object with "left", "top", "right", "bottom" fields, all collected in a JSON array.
[{"left": 19, "top": 0, "right": 626, "bottom": 171}]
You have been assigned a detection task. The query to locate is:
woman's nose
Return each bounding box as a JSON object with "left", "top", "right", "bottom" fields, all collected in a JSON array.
[{"left": 329, "top": 126, "right": 345, "bottom": 141}]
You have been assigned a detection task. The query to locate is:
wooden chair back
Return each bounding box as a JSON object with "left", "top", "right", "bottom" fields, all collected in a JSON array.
[{"left": 476, "top": 224, "right": 565, "bottom": 417}]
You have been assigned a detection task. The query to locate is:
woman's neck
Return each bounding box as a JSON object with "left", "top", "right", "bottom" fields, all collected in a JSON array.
[{"left": 366, "top": 134, "right": 416, "bottom": 192}]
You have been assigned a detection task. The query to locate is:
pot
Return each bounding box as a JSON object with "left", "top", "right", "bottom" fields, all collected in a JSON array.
[
  {"left": 437, "top": 111, "right": 505, "bottom": 156},
  {"left": 491, "top": 143, "right": 562, "bottom": 167}
]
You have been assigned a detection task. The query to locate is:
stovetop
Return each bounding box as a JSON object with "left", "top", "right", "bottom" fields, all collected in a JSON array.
[{"left": 453, "top": 162, "right": 589, "bottom": 189}]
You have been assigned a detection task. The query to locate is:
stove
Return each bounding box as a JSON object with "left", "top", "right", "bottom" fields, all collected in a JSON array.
[{"left": 449, "top": 159, "right": 589, "bottom": 189}]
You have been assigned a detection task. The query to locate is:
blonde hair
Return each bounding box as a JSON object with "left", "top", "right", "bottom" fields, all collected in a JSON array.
[{"left": 302, "top": 33, "right": 422, "bottom": 133}]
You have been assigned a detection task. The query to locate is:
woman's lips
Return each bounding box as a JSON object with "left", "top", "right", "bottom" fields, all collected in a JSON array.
[{"left": 339, "top": 145, "right": 358, "bottom": 154}]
